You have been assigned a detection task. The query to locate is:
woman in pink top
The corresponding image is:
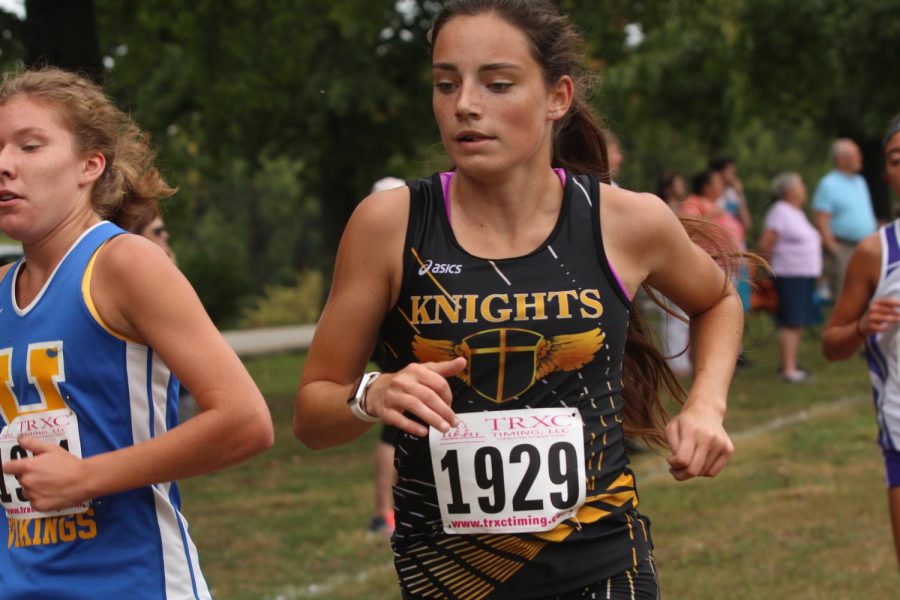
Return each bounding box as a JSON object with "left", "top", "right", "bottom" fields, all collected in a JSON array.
[
  {"left": 757, "top": 172, "right": 823, "bottom": 382},
  {"left": 680, "top": 169, "right": 745, "bottom": 252},
  {"left": 681, "top": 169, "right": 751, "bottom": 366}
]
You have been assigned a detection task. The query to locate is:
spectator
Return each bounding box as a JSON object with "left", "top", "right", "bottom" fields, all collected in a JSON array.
[
  {"left": 710, "top": 157, "right": 752, "bottom": 235},
  {"left": 656, "top": 169, "right": 686, "bottom": 205},
  {"left": 681, "top": 168, "right": 750, "bottom": 365},
  {"left": 654, "top": 170, "right": 692, "bottom": 376},
  {"left": 710, "top": 159, "right": 754, "bottom": 321},
  {"left": 758, "top": 173, "right": 822, "bottom": 382},
  {"left": 681, "top": 169, "right": 725, "bottom": 221},
  {"left": 813, "top": 138, "right": 877, "bottom": 298},
  {"left": 113, "top": 202, "right": 176, "bottom": 264},
  {"left": 367, "top": 176, "right": 406, "bottom": 536}
]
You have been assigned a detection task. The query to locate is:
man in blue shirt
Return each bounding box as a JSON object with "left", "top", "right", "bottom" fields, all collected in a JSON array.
[{"left": 813, "top": 138, "right": 877, "bottom": 297}]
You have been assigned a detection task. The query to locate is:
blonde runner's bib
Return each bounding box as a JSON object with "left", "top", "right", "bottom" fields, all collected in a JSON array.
[
  {"left": 429, "top": 407, "right": 586, "bottom": 534},
  {"left": 0, "top": 408, "right": 90, "bottom": 519}
]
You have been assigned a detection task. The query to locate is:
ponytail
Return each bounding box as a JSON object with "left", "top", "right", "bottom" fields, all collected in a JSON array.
[
  {"left": 552, "top": 98, "right": 611, "bottom": 183},
  {"left": 102, "top": 118, "right": 175, "bottom": 229}
]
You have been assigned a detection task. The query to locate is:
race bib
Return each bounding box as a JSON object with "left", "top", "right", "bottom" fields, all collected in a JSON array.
[
  {"left": 430, "top": 407, "right": 586, "bottom": 534},
  {"left": 0, "top": 408, "right": 90, "bottom": 520}
]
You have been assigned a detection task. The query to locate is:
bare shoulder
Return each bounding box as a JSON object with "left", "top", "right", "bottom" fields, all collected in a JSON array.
[
  {"left": 849, "top": 229, "right": 883, "bottom": 284},
  {"left": 337, "top": 186, "right": 410, "bottom": 297},
  {"left": 855, "top": 230, "right": 882, "bottom": 260},
  {"left": 601, "top": 184, "right": 676, "bottom": 233},
  {"left": 346, "top": 185, "right": 411, "bottom": 241},
  {"left": 97, "top": 233, "right": 176, "bottom": 281},
  {"left": 90, "top": 233, "right": 192, "bottom": 343},
  {"left": 600, "top": 184, "right": 682, "bottom": 255},
  {"left": 600, "top": 183, "right": 706, "bottom": 297}
]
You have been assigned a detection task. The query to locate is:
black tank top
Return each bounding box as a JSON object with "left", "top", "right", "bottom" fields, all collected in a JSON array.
[{"left": 380, "top": 172, "right": 653, "bottom": 599}]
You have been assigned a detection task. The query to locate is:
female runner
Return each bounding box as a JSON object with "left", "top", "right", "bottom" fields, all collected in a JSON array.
[
  {"left": 822, "top": 115, "right": 900, "bottom": 567},
  {"left": 0, "top": 68, "right": 273, "bottom": 599},
  {"left": 295, "top": 2, "right": 740, "bottom": 597}
]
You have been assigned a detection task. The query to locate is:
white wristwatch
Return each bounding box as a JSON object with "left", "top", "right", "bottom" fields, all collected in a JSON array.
[{"left": 347, "top": 372, "right": 381, "bottom": 422}]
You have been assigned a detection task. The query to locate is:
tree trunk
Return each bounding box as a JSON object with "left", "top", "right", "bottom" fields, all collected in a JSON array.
[
  {"left": 315, "top": 113, "right": 376, "bottom": 274},
  {"left": 24, "top": 0, "right": 103, "bottom": 81},
  {"left": 861, "top": 139, "right": 891, "bottom": 222}
]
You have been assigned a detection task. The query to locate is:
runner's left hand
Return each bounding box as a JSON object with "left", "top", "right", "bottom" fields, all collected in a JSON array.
[
  {"left": 665, "top": 402, "right": 733, "bottom": 481},
  {"left": 2, "top": 436, "right": 90, "bottom": 511}
]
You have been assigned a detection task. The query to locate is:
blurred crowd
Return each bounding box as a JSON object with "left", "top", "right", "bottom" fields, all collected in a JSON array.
[{"left": 647, "top": 137, "right": 877, "bottom": 383}]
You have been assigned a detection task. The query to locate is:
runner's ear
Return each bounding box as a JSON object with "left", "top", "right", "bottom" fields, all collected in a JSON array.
[{"left": 547, "top": 75, "right": 574, "bottom": 122}]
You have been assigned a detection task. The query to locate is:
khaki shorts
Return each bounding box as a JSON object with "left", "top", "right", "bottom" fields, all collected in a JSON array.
[{"left": 827, "top": 239, "right": 857, "bottom": 298}]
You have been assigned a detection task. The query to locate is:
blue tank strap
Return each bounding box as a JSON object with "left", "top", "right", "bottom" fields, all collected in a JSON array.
[{"left": 65, "top": 221, "right": 126, "bottom": 269}]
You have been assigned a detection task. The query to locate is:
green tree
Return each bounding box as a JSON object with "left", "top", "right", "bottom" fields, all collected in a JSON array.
[
  {"left": 0, "top": 6, "right": 25, "bottom": 71},
  {"left": 583, "top": 0, "right": 900, "bottom": 221},
  {"left": 98, "top": 0, "right": 439, "bottom": 256},
  {"left": 24, "top": 0, "right": 103, "bottom": 80},
  {"left": 737, "top": 0, "right": 900, "bottom": 216},
  {"left": 90, "top": 0, "right": 442, "bottom": 322},
  {"left": 8, "top": 0, "right": 900, "bottom": 323}
]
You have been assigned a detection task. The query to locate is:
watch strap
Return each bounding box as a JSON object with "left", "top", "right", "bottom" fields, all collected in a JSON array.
[{"left": 348, "top": 372, "right": 381, "bottom": 422}]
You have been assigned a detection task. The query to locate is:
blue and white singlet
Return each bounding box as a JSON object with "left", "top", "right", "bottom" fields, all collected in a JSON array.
[
  {"left": 865, "top": 220, "right": 900, "bottom": 452},
  {"left": 0, "top": 221, "right": 210, "bottom": 599}
]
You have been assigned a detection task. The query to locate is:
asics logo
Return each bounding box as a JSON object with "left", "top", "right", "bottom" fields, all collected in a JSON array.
[{"left": 418, "top": 260, "right": 462, "bottom": 276}]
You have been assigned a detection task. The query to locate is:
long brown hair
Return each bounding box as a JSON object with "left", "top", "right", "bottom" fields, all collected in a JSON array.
[
  {"left": 0, "top": 67, "right": 175, "bottom": 227},
  {"left": 430, "top": 0, "right": 741, "bottom": 448}
]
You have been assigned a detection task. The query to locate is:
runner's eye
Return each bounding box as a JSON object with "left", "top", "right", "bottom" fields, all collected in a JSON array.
[
  {"left": 435, "top": 82, "right": 457, "bottom": 94},
  {"left": 487, "top": 82, "right": 512, "bottom": 92}
]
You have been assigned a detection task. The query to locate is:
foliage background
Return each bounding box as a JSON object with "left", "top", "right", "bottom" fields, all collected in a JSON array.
[{"left": 2, "top": 0, "right": 900, "bottom": 324}]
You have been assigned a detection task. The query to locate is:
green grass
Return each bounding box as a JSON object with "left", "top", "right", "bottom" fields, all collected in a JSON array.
[{"left": 179, "top": 312, "right": 898, "bottom": 599}]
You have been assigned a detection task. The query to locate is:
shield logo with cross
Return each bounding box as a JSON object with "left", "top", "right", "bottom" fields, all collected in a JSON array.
[{"left": 463, "top": 328, "right": 543, "bottom": 403}]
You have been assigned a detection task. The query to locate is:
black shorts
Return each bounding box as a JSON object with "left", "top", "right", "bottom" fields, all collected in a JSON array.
[
  {"left": 399, "top": 555, "right": 660, "bottom": 600},
  {"left": 549, "top": 555, "right": 659, "bottom": 600},
  {"left": 380, "top": 424, "right": 400, "bottom": 445}
]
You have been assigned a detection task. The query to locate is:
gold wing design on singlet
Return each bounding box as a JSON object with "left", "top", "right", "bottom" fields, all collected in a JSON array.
[
  {"left": 535, "top": 328, "right": 606, "bottom": 380},
  {"left": 413, "top": 327, "right": 604, "bottom": 387},
  {"left": 412, "top": 335, "right": 472, "bottom": 385}
]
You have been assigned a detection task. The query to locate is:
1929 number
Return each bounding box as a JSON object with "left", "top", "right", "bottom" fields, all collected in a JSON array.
[{"left": 439, "top": 441, "right": 580, "bottom": 515}]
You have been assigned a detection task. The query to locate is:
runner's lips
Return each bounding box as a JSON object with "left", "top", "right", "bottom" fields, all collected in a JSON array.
[
  {"left": 455, "top": 131, "right": 494, "bottom": 143},
  {"left": 0, "top": 191, "right": 22, "bottom": 202}
]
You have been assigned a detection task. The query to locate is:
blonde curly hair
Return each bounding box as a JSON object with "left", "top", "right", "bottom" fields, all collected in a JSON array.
[{"left": 0, "top": 67, "right": 175, "bottom": 225}]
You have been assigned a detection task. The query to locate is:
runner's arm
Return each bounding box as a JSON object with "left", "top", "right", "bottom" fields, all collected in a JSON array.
[
  {"left": 603, "top": 188, "right": 739, "bottom": 481},
  {"left": 293, "top": 189, "right": 462, "bottom": 450},
  {"left": 822, "top": 233, "right": 898, "bottom": 360},
  {"left": 646, "top": 204, "right": 741, "bottom": 481},
  {"left": 4, "top": 234, "right": 274, "bottom": 511}
]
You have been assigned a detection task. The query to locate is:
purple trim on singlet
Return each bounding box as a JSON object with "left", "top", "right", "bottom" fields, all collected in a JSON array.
[
  {"left": 883, "top": 446, "right": 900, "bottom": 487},
  {"left": 886, "top": 222, "right": 900, "bottom": 277},
  {"left": 605, "top": 255, "right": 631, "bottom": 299},
  {"left": 554, "top": 167, "right": 567, "bottom": 187},
  {"left": 439, "top": 168, "right": 630, "bottom": 298},
  {"left": 440, "top": 172, "right": 454, "bottom": 222}
]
